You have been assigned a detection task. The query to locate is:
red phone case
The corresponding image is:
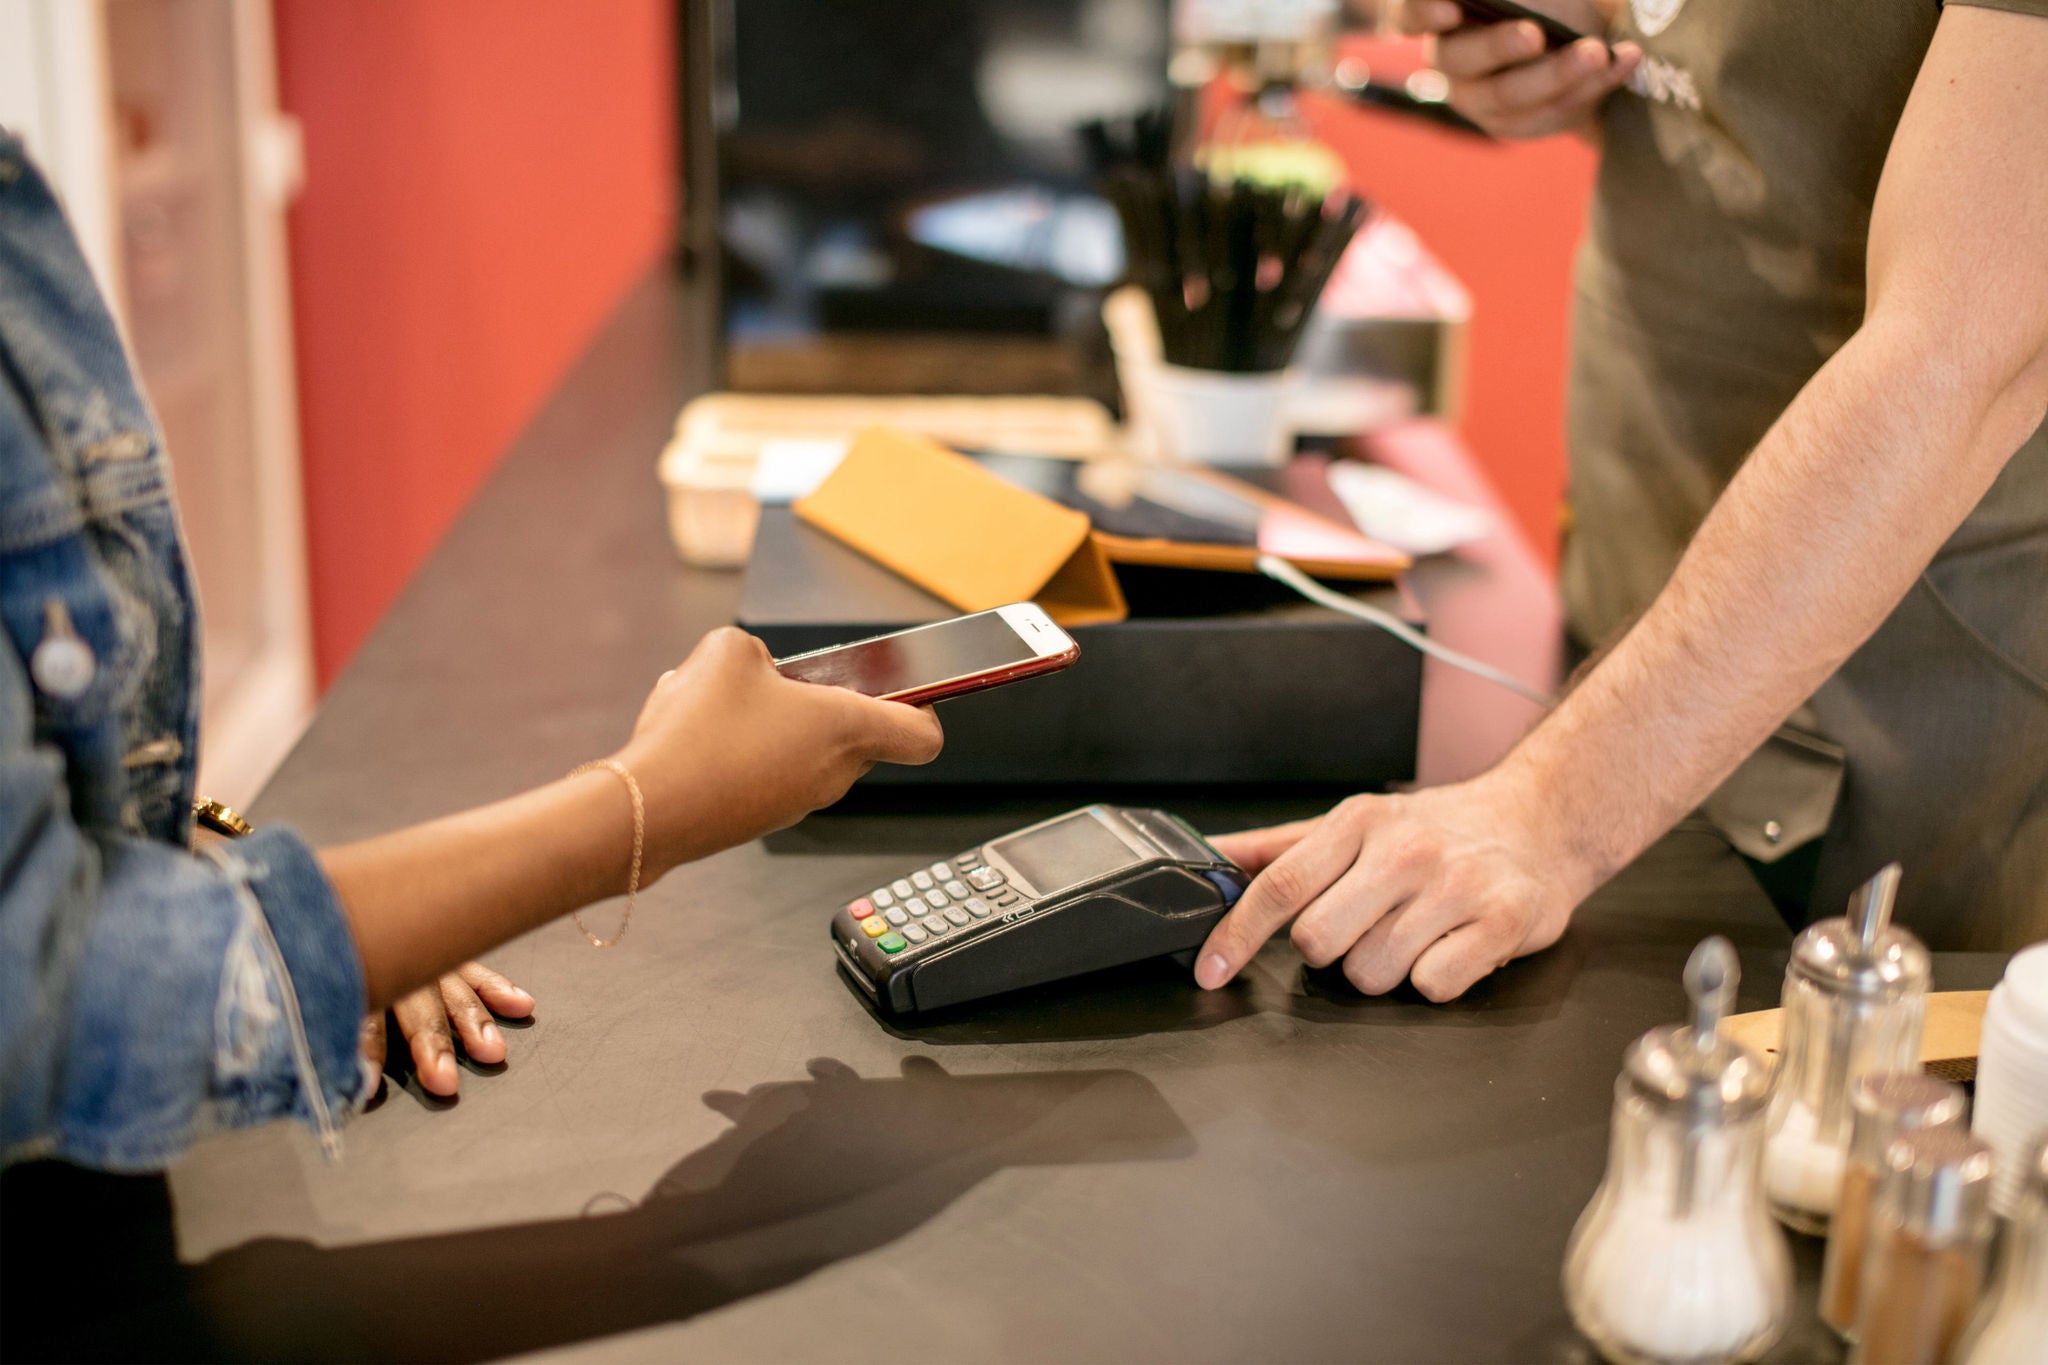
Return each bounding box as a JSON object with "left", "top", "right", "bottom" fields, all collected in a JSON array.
[{"left": 878, "top": 639, "right": 1080, "bottom": 707}]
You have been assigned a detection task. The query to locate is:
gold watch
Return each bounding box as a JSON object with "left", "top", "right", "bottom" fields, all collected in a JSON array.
[{"left": 193, "top": 798, "right": 254, "bottom": 839}]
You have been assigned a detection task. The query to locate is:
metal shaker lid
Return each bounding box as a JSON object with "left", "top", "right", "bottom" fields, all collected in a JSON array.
[
  {"left": 1789, "top": 863, "right": 1931, "bottom": 1000},
  {"left": 1847, "top": 1073, "right": 1966, "bottom": 1166},
  {"left": 1624, "top": 937, "right": 1772, "bottom": 1120},
  {"left": 1876, "top": 1126, "right": 1997, "bottom": 1245}
]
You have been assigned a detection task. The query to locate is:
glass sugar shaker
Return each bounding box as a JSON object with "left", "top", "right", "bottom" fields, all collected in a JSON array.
[
  {"left": 1850, "top": 1126, "right": 1997, "bottom": 1365},
  {"left": 1565, "top": 937, "right": 1792, "bottom": 1365},
  {"left": 1819, "top": 1073, "right": 1968, "bottom": 1337},
  {"left": 1763, "top": 864, "right": 1931, "bottom": 1233},
  {"left": 1956, "top": 1131, "right": 2048, "bottom": 1365}
]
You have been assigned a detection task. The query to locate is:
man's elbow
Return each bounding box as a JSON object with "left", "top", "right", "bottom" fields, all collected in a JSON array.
[{"left": 1858, "top": 294, "right": 2048, "bottom": 462}]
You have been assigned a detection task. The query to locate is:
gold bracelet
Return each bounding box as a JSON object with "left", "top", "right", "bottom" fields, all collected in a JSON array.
[{"left": 567, "top": 758, "right": 644, "bottom": 948}]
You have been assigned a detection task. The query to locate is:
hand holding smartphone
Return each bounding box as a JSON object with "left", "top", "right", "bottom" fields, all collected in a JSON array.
[
  {"left": 1449, "top": 0, "right": 1598, "bottom": 51},
  {"left": 774, "top": 603, "right": 1079, "bottom": 707}
]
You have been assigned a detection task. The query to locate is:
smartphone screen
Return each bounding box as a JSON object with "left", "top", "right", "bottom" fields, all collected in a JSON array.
[{"left": 776, "top": 611, "right": 1047, "bottom": 699}]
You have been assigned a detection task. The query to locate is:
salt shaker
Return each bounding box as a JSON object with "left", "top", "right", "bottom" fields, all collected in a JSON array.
[
  {"left": 1565, "top": 937, "right": 1792, "bottom": 1365},
  {"left": 1956, "top": 1131, "right": 2048, "bottom": 1365},
  {"left": 1763, "top": 864, "right": 1931, "bottom": 1233},
  {"left": 1850, "top": 1126, "right": 1997, "bottom": 1365},
  {"left": 1819, "top": 1073, "right": 1969, "bottom": 1337}
]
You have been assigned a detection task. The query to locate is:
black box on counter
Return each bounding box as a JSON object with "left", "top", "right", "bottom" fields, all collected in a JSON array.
[{"left": 737, "top": 510, "right": 1422, "bottom": 787}]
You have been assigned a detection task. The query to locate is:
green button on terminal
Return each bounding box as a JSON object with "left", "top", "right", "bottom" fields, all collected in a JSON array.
[{"left": 878, "top": 932, "right": 907, "bottom": 954}]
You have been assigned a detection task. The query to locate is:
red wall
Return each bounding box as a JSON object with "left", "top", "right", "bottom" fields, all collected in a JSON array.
[
  {"left": 276, "top": 1, "right": 678, "bottom": 685},
  {"left": 1309, "top": 58, "right": 1597, "bottom": 563}
]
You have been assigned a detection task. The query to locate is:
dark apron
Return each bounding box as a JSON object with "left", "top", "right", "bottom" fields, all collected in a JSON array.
[{"left": 1562, "top": 0, "right": 2048, "bottom": 950}]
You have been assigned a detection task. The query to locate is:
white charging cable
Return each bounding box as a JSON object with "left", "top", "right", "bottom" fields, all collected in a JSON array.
[{"left": 1255, "top": 553, "right": 1556, "bottom": 709}]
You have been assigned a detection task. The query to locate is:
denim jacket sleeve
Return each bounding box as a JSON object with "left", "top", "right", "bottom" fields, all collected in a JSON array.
[
  {"left": 0, "top": 633, "right": 370, "bottom": 1170},
  {"left": 0, "top": 129, "right": 370, "bottom": 1170}
]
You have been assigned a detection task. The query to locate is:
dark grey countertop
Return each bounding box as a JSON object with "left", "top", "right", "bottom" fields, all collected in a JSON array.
[{"left": 0, "top": 272, "right": 2006, "bottom": 1363}]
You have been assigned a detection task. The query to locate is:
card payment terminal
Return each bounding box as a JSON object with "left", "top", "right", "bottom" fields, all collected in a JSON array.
[{"left": 830, "top": 805, "right": 1248, "bottom": 1014}]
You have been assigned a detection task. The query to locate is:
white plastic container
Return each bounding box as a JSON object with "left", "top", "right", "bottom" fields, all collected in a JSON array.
[
  {"left": 1971, "top": 941, "right": 2048, "bottom": 1218},
  {"left": 1138, "top": 363, "right": 1299, "bottom": 467}
]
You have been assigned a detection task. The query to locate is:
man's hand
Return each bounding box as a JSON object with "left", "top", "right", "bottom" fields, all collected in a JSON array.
[
  {"left": 1390, "top": 0, "right": 1640, "bottom": 141},
  {"left": 359, "top": 962, "right": 534, "bottom": 1098},
  {"left": 1193, "top": 4, "right": 2048, "bottom": 1007},
  {"left": 1194, "top": 777, "right": 1600, "bottom": 1001}
]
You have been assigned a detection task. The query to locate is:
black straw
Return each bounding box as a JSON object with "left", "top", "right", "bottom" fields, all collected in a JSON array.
[{"left": 1083, "top": 107, "right": 1369, "bottom": 373}]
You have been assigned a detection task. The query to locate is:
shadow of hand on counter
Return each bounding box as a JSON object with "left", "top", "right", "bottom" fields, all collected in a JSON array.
[{"left": 2, "top": 1059, "right": 1191, "bottom": 1364}]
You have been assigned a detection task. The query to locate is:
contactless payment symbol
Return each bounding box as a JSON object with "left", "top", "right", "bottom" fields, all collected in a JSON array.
[{"left": 1630, "top": 0, "right": 1685, "bottom": 37}]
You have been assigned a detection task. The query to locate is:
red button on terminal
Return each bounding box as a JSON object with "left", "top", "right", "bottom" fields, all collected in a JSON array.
[{"left": 848, "top": 898, "right": 876, "bottom": 920}]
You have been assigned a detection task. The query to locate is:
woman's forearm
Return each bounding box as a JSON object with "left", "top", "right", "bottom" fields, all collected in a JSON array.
[
  {"left": 321, "top": 768, "right": 637, "bottom": 1010},
  {"left": 315, "top": 628, "right": 947, "bottom": 1013}
]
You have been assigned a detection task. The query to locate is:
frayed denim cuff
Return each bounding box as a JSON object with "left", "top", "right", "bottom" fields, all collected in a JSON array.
[{"left": 209, "top": 827, "right": 369, "bottom": 1158}]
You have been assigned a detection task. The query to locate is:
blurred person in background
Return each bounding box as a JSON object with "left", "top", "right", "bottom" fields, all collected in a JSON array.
[
  {"left": 1198, "top": 0, "right": 2048, "bottom": 998},
  {"left": 0, "top": 127, "right": 943, "bottom": 1170}
]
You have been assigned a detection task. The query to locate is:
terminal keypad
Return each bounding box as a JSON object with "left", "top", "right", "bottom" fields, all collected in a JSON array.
[
  {"left": 843, "top": 839, "right": 1056, "bottom": 986},
  {"left": 852, "top": 847, "right": 1017, "bottom": 960}
]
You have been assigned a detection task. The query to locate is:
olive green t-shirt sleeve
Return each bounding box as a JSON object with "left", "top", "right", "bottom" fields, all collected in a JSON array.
[{"left": 1943, "top": 0, "right": 2048, "bottom": 18}]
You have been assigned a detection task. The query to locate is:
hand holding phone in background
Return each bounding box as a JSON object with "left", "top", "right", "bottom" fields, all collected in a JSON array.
[{"left": 1387, "top": 0, "right": 1641, "bottom": 142}]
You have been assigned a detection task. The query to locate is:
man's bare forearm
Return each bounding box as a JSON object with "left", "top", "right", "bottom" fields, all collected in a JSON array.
[{"left": 1496, "top": 317, "right": 2048, "bottom": 887}]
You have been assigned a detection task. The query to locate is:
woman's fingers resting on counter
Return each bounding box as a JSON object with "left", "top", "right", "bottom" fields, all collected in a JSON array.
[{"left": 361, "top": 962, "right": 536, "bottom": 1100}]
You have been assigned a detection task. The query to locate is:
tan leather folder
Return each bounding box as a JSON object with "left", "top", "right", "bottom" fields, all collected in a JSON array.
[
  {"left": 793, "top": 426, "right": 1410, "bottom": 627},
  {"left": 794, "top": 427, "right": 1129, "bottom": 626}
]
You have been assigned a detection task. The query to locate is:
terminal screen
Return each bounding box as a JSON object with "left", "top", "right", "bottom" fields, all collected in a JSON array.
[{"left": 993, "top": 813, "right": 1144, "bottom": 895}]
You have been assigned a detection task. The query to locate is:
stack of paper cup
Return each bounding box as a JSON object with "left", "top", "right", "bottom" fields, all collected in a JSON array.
[{"left": 1972, "top": 941, "right": 2048, "bottom": 1217}]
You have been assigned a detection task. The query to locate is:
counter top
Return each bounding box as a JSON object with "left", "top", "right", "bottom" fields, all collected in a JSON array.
[{"left": 0, "top": 273, "right": 2005, "bottom": 1363}]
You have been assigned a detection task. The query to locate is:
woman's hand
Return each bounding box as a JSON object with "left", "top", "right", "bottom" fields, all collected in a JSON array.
[
  {"left": 1193, "top": 773, "right": 1602, "bottom": 1001},
  {"left": 327, "top": 627, "right": 942, "bottom": 1013},
  {"left": 616, "top": 627, "right": 944, "bottom": 877},
  {"left": 1391, "top": 0, "right": 1640, "bottom": 142},
  {"left": 359, "top": 961, "right": 535, "bottom": 1098}
]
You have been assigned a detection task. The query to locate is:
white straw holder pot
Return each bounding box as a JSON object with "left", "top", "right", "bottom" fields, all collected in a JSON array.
[
  {"left": 1972, "top": 940, "right": 2048, "bottom": 1217},
  {"left": 1138, "top": 363, "right": 1300, "bottom": 467}
]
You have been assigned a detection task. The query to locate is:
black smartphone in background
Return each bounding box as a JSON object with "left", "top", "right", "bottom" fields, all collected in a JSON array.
[{"left": 1450, "top": 0, "right": 1598, "bottom": 51}]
